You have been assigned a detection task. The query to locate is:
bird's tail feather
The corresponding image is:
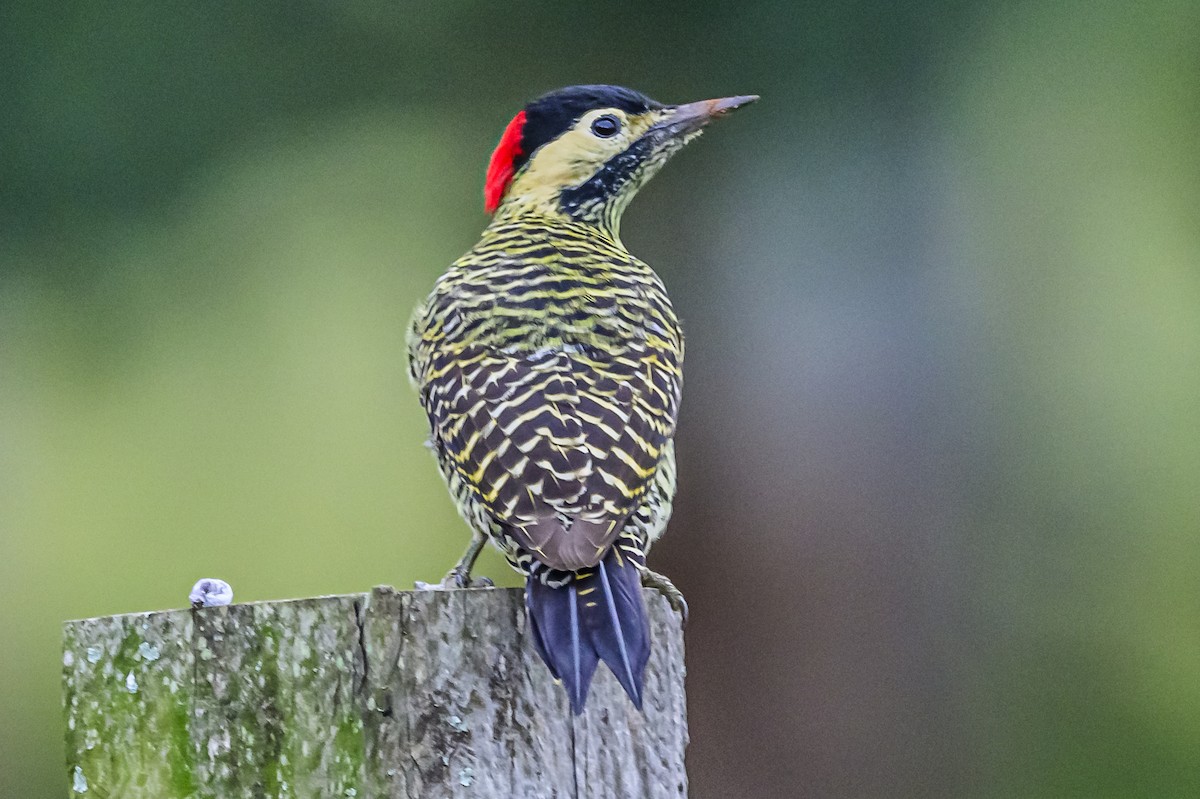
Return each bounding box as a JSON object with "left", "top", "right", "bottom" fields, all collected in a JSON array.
[{"left": 525, "top": 548, "right": 650, "bottom": 714}]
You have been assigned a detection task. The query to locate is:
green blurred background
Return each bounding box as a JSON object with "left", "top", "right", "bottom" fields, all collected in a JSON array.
[{"left": 3, "top": 1, "right": 1198, "bottom": 796}]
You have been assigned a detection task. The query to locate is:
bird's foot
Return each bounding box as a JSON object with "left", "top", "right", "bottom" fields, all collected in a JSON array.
[
  {"left": 414, "top": 567, "right": 494, "bottom": 591},
  {"left": 639, "top": 568, "right": 688, "bottom": 624}
]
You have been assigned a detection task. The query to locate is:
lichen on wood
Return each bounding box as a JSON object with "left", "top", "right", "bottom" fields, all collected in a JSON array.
[{"left": 62, "top": 587, "right": 688, "bottom": 798}]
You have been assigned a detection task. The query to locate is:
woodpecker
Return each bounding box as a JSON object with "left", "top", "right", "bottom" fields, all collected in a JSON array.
[{"left": 408, "top": 85, "right": 756, "bottom": 713}]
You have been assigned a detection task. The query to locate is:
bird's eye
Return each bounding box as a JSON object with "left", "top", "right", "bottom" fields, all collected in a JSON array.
[{"left": 590, "top": 114, "right": 621, "bottom": 138}]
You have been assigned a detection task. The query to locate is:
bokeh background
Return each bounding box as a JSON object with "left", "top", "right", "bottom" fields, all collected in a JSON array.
[{"left": 3, "top": 1, "right": 1199, "bottom": 796}]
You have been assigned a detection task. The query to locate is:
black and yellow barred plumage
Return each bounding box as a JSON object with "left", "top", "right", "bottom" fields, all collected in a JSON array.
[{"left": 407, "top": 85, "right": 755, "bottom": 713}]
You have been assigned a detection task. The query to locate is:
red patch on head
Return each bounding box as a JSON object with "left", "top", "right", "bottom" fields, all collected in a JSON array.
[{"left": 484, "top": 110, "right": 526, "bottom": 214}]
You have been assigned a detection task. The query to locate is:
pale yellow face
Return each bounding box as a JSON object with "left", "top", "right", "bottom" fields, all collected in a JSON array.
[{"left": 500, "top": 106, "right": 670, "bottom": 217}]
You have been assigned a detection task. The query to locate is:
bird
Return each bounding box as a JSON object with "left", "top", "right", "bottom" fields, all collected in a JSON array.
[{"left": 407, "top": 85, "right": 756, "bottom": 714}]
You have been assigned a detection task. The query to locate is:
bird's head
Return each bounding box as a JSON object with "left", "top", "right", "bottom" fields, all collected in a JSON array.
[{"left": 484, "top": 85, "right": 757, "bottom": 233}]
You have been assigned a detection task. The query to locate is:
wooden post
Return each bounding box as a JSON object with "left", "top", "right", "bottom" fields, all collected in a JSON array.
[{"left": 62, "top": 586, "right": 688, "bottom": 798}]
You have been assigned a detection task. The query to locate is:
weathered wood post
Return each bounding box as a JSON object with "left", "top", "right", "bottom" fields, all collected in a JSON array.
[{"left": 62, "top": 586, "right": 688, "bottom": 798}]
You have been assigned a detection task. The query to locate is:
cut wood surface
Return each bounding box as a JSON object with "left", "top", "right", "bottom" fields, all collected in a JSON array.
[{"left": 62, "top": 586, "right": 688, "bottom": 798}]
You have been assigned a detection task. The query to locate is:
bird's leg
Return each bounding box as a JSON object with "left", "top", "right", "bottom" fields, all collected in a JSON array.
[
  {"left": 442, "top": 532, "right": 494, "bottom": 588},
  {"left": 416, "top": 531, "right": 494, "bottom": 590},
  {"left": 639, "top": 567, "right": 688, "bottom": 624}
]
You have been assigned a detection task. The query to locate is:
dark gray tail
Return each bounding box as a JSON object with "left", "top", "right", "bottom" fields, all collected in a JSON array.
[{"left": 524, "top": 548, "right": 650, "bottom": 714}]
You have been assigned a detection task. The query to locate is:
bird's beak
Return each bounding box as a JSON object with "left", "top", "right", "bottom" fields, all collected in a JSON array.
[{"left": 654, "top": 94, "right": 759, "bottom": 137}]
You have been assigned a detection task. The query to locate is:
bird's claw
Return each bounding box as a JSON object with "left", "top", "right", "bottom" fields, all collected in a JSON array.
[
  {"left": 415, "top": 569, "right": 494, "bottom": 591},
  {"left": 640, "top": 568, "right": 689, "bottom": 625}
]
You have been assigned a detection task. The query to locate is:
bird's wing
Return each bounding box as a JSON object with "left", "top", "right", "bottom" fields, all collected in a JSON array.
[{"left": 415, "top": 339, "right": 680, "bottom": 572}]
